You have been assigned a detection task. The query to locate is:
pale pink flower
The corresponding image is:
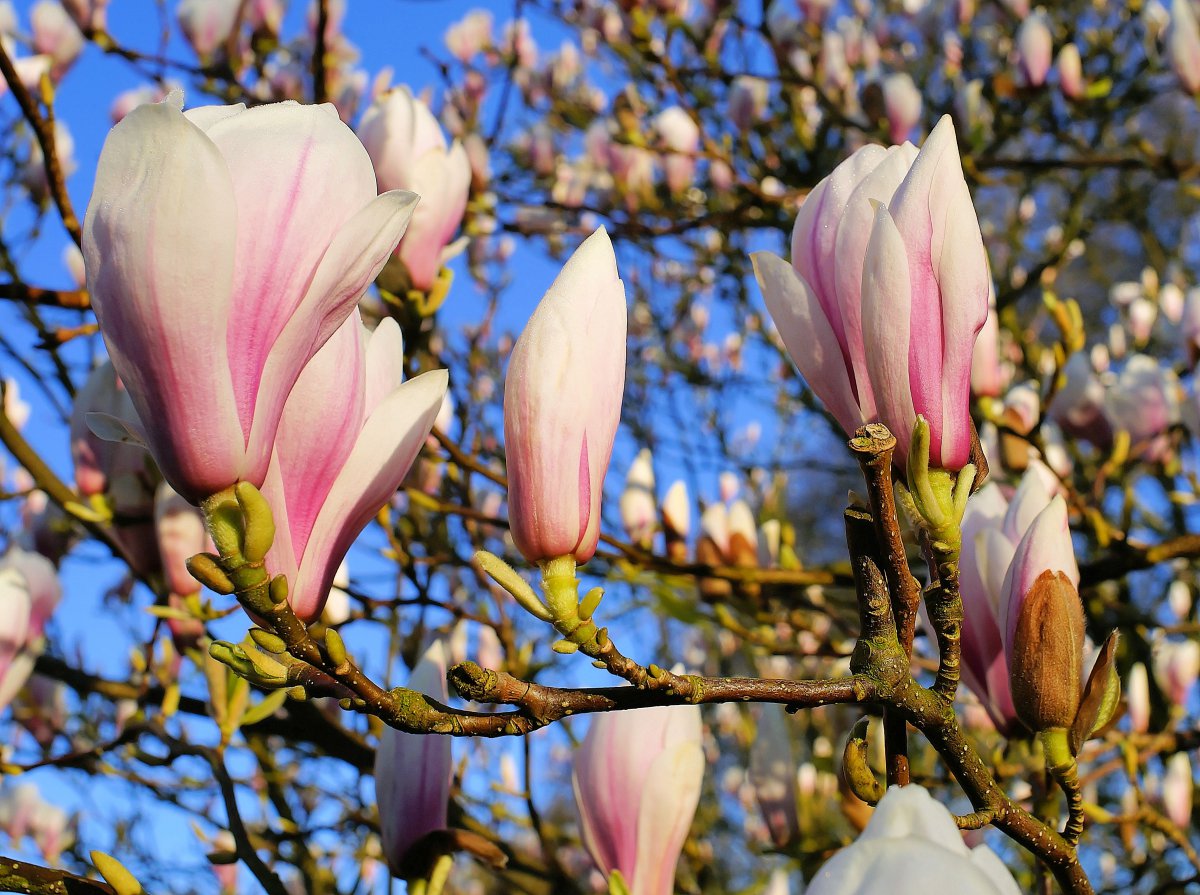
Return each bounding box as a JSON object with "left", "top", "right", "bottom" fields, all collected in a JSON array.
[
  {"left": 1015, "top": 13, "right": 1053, "bottom": 88},
  {"left": 359, "top": 87, "right": 472, "bottom": 293},
  {"left": 69, "top": 362, "right": 151, "bottom": 505},
  {"left": 1047, "top": 352, "right": 1112, "bottom": 447},
  {"left": 882, "top": 73, "right": 922, "bottom": 144},
  {"left": 1128, "top": 663, "right": 1151, "bottom": 733},
  {"left": 1155, "top": 639, "right": 1200, "bottom": 708},
  {"left": 619, "top": 449, "right": 657, "bottom": 547},
  {"left": 655, "top": 106, "right": 700, "bottom": 194},
  {"left": 374, "top": 642, "right": 453, "bottom": 877},
  {"left": 1057, "top": 43, "right": 1084, "bottom": 99},
  {"left": 754, "top": 138, "right": 920, "bottom": 438},
  {"left": 1103, "top": 355, "right": 1181, "bottom": 462},
  {"left": 83, "top": 93, "right": 418, "bottom": 502},
  {"left": 728, "top": 76, "right": 768, "bottom": 131},
  {"left": 971, "top": 297, "right": 1006, "bottom": 398},
  {"left": 572, "top": 702, "right": 704, "bottom": 895},
  {"left": 749, "top": 703, "right": 799, "bottom": 847},
  {"left": 445, "top": 10, "right": 493, "bottom": 61},
  {"left": 30, "top": 0, "right": 83, "bottom": 78},
  {"left": 177, "top": 0, "right": 241, "bottom": 58},
  {"left": 154, "top": 483, "right": 208, "bottom": 598},
  {"left": 262, "top": 311, "right": 447, "bottom": 622},
  {"left": 503, "top": 228, "right": 627, "bottom": 565},
  {"left": 860, "top": 116, "right": 990, "bottom": 468},
  {"left": 1163, "top": 753, "right": 1194, "bottom": 828},
  {"left": 0, "top": 550, "right": 61, "bottom": 711}
]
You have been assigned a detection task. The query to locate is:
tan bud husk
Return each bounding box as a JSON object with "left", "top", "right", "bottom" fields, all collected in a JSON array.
[
  {"left": 1071, "top": 630, "right": 1121, "bottom": 754},
  {"left": 1010, "top": 570, "right": 1086, "bottom": 732}
]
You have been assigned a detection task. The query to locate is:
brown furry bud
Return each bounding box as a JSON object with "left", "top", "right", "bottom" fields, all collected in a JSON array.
[{"left": 1010, "top": 570, "right": 1086, "bottom": 732}]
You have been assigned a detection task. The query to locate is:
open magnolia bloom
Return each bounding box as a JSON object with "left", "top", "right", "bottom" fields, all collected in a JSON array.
[
  {"left": 260, "top": 310, "right": 447, "bottom": 622},
  {"left": 807, "top": 785, "right": 1020, "bottom": 895},
  {"left": 83, "top": 91, "right": 418, "bottom": 502}
]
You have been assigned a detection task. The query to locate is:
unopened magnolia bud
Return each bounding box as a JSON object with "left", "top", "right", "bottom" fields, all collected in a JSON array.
[
  {"left": 186, "top": 553, "right": 236, "bottom": 594},
  {"left": 91, "top": 851, "right": 144, "bottom": 895},
  {"left": 1010, "top": 570, "right": 1086, "bottom": 732},
  {"left": 234, "top": 482, "right": 274, "bottom": 563}
]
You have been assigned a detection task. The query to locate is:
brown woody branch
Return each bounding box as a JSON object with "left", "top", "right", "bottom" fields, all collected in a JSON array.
[{"left": 0, "top": 857, "right": 116, "bottom": 894}]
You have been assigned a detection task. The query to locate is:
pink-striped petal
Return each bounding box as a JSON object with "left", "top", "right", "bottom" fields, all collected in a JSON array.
[{"left": 83, "top": 97, "right": 242, "bottom": 500}]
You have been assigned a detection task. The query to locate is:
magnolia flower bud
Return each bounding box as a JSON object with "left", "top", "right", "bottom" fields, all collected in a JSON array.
[
  {"left": 1009, "top": 570, "right": 1085, "bottom": 732},
  {"left": 620, "top": 449, "right": 657, "bottom": 548},
  {"left": 882, "top": 73, "right": 922, "bottom": 144},
  {"left": 1127, "top": 662, "right": 1151, "bottom": 733},
  {"left": 572, "top": 703, "right": 704, "bottom": 895},
  {"left": 1056, "top": 43, "right": 1084, "bottom": 99},
  {"left": 1015, "top": 13, "right": 1053, "bottom": 88},
  {"left": 374, "top": 642, "right": 452, "bottom": 878},
  {"left": 503, "top": 228, "right": 627, "bottom": 565},
  {"left": 1164, "top": 752, "right": 1194, "bottom": 829}
]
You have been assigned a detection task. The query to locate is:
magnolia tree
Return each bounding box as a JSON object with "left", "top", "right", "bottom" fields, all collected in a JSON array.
[{"left": 1, "top": 0, "right": 1200, "bottom": 893}]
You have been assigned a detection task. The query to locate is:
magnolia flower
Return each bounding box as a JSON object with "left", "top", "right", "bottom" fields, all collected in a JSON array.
[
  {"left": 572, "top": 702, "right": 704, "bottom": 895},
  {"left": 1168, "top": 0, "right": 1200, "bottom": 94},
  {"left": 1057, "top": 43, "right": 1084, "bottom": 99},
  {"left": 444, "top": 10, "right": 493, "bottom": 61},
  {"left": 882, "top": 73, "right": 922, "bottom": 144},
  {"left": 811, "top": 786, "right": 1020, "bottom": 894},
  {"left": 971, "top": 298, "right": 1005, "bottom": 399},
  {"left": 755, "top": 140, "right": 918, "bottom": 437},
  {"left": 1154, "top": 638, "right": 1200, "bottom": 708},
  {"left": 1015, "top": 13, "right": 1053, "bottom": 87},
  {"left": 1128, "top": 663, "right": 1151, "bottom": 733},
  {"left": 654, "top": 106, "right": 700, "bottom": 194},
  {"left": 261, "top": 311, "right": 447, "bottom": 622},
  {"left": 728, "top": 76, "right": 768, "bottom": 131},
  {"left": 177, "top": 0, "right": 241, "bottom": 57},
  {"left": 359, "top": 87, "right": 472, "bottom": 293},
  {"left": 1163, "top": 752, "right": 1194, "bottom": 828},
  {"left": 503, "top": 228, "right": 627, "bottom": 565},
  {"left": 1047, "top": 352, "right": 1111, "bottom": 447},
  {"left": 83, "top": 93, "right": 418, "bottom": 502},
  {"left": 0, "top": 550, "right": 62, "bottom": 711},
  {"left": 154, "top": 483, "right": 208, "bottom": 598},
  {"left": 756, "top": 117, "right": 987, "bottom": 468},
  {"left": 620, "top": 449, "right": 657, "bottom": 548},
  {"left": 859, "top": 117, "right": 989, "bottom": 469},
  {"left": 374, "top": 642, "right": 453, "bottom": 877},
  {"left": 1001, "top": 497, "right": 1084, "bottom": 732},
  {"left": 69, "top": 363, "right": 154, "bottom": 506},
  {"left": 1104, "top": 355, "right": 1181, "bottom": 462},
  {"left": 30, "top": 0, "right": 83, "bottom": 77}
]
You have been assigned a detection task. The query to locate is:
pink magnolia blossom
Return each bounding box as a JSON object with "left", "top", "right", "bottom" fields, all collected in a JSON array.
[
  {"left": 374, "top": 641, "right": 452, "bottom": 877},
  {"left": 860, "top": 116, "right": 990, "bottom": 468},
  {"left": 69, "top": 362, "right": 152, "bottom": 506},
  {"left": 1015, "top": 13, "right": 1053, "bottom": 88},
  {"left": 30, "top": 0, "right": 83, "bottom": 78},
  {"left": 754, "top": 139, "right": 919, "bottom": 438},
  {"left": 807, "top": 785, "right": 1020, "bottom": 895},
  {"left": 0, "top": 550, "right": 61, "bottom": 711},
  {"left": 61, "top": 0, "right": 107, "bottom": 31},
  {"left": 882, "top": 73, "right": 922, "bottom": 144},
  {"left": 1168, "top": 0, "right": 1200, "bottom": 94},
  {"left": 1128, "top": 663, "right": 1151, "bottom": 733},
  {"left": 572, "top": 702, "right": 704, "bottom": 895},
  {"left": 728, "top": 76, "right": 768, "bottom": 131},
  {"left": 444, "top": 10, "right": 493, "bottom": 62},
  {"left": 619, "top": 449, "right": 656, "bottom": 547},
  {"left": 655, "top": 106, "right": 700, "bottom": 194},
  {"left": 262, "top": 311, "right": 447, "bottom": 622},
  {"left": 1104, "top": 355, "right": 1181, "bottom": 462},
  {"left": 177, "top": 0, "right": 241, "bottom": 58},
  {"left": 503, "top": 228, "right": 627, "bottom": 565},
  {"left": 1057, "top": 43, "right": 1084, "bottom": 99},
  {"left": 1154, "top": 638, "right": 1200, "bottom": 708},
  {"left": 1163, "top": 753, "right": 1194, "bottom": 828},
  {"left": 359, "top": 87, "right": 472, "bottom": 293},
  {"left": 999, "top": 496, "right": 1079, "bottom": 675},
  {"left": 83, "top": 93, "right": 418, "bottom": 502}
]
